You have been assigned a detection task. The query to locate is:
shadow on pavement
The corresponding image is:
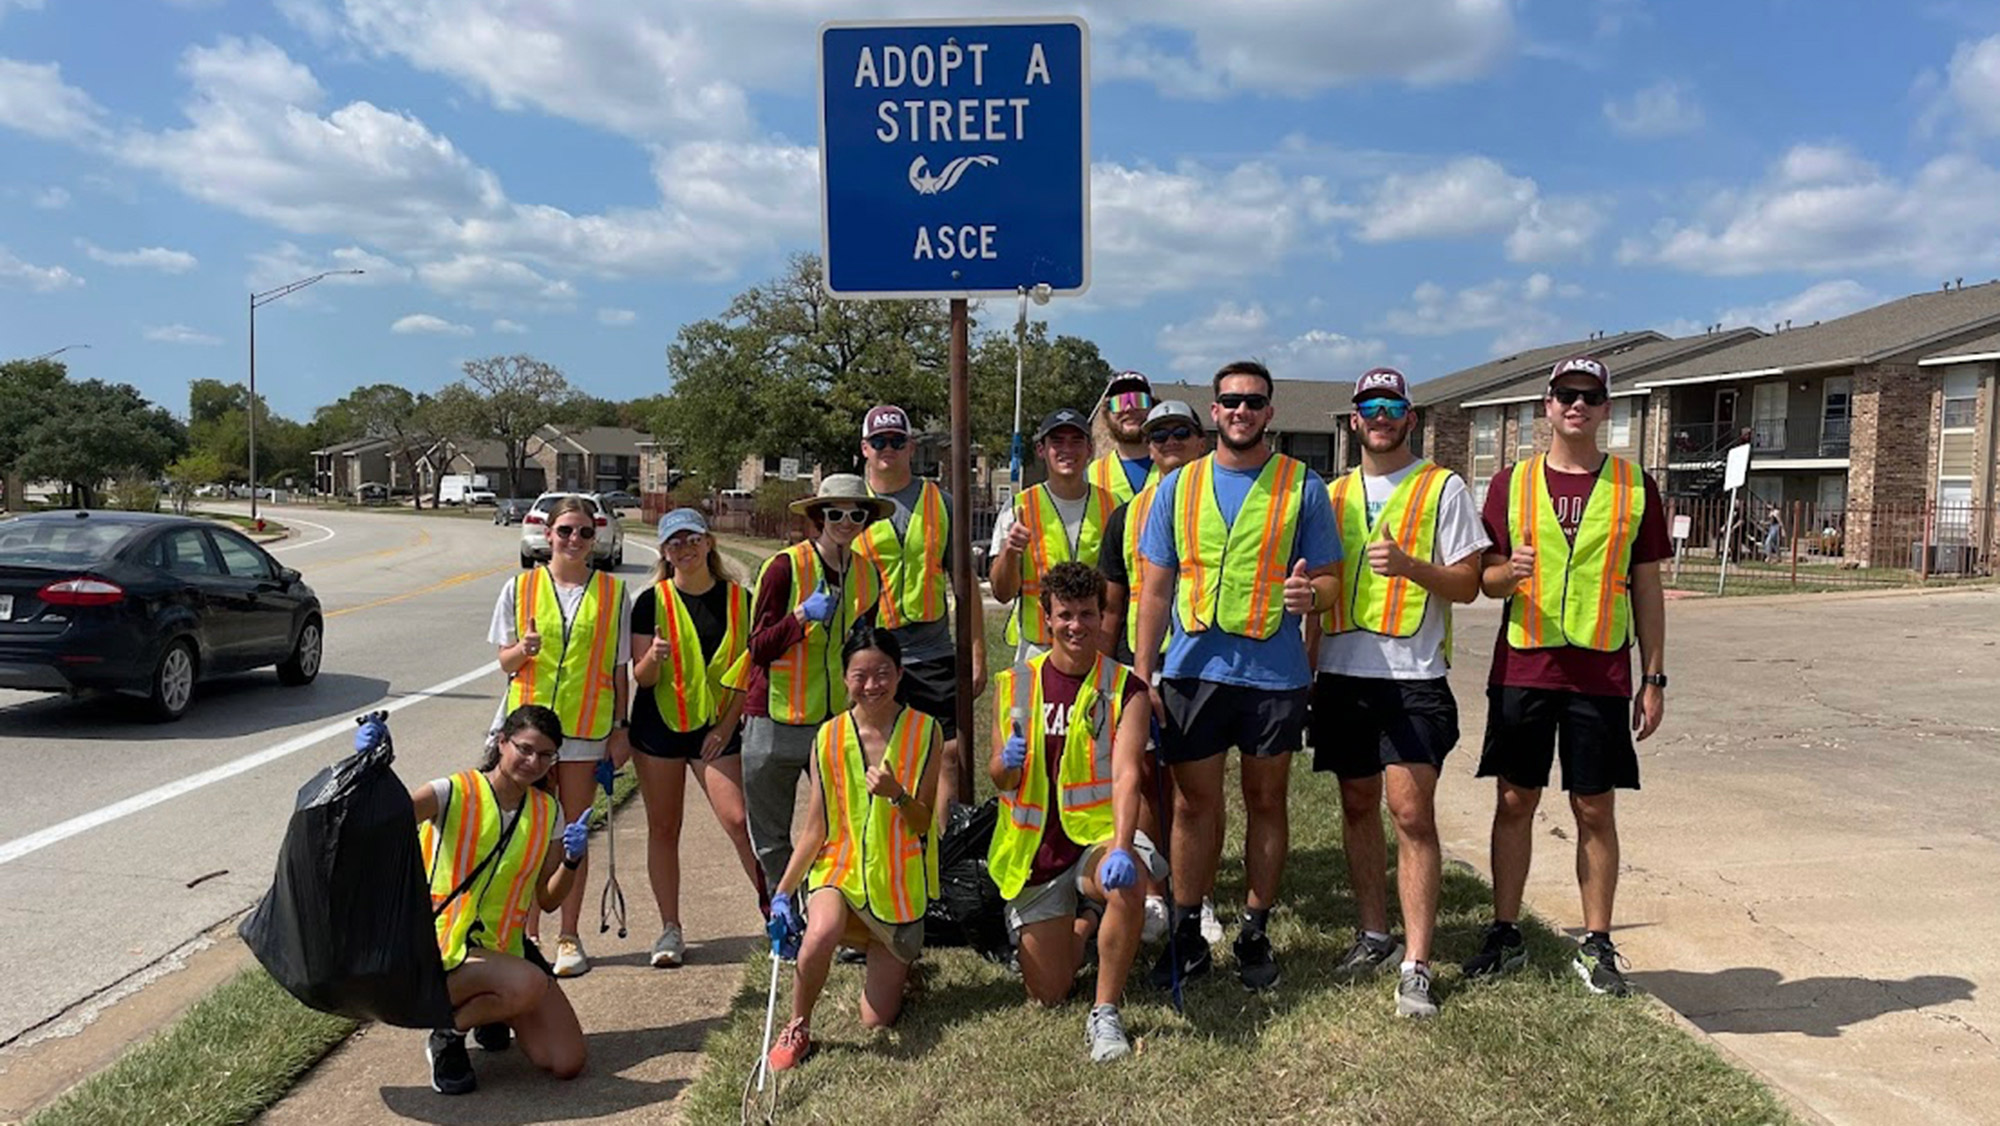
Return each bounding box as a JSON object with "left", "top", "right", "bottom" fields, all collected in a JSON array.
[
  {"left": 0, "top": 672, "right": 395, "bottom": 740},
  {"left": 1635, "top": 968, "right": 1977, "bottom": 1038},
  {"left": 374, "top": 1015, "right": 722, "bottom": 1124}
]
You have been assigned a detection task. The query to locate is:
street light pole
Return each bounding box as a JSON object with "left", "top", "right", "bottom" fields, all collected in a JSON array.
[
  {"left": 248, "top": 270, "right": 363, "bottom": 523},
  {"left": 26, "top": 344, "right": 90, "bottom": 362},
  {"left": 1009, "top": 283, "right": 1052, "bottom": 491}
]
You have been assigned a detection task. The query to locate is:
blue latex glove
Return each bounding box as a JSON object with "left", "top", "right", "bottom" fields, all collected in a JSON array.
[
  {"left": 1000, "top": 718, "right": 1028, "bottom": 772},
  {"left": 798, "top": 582, "right": 836, "bottom": 625},
  {"left": 594, "top": 757, "right": 616, "bottom": 794},
  {"left": 767, "top": 891, "right": 804, "bottom": 957},
  {"left": 352, "top": 711, "right": 389, "bottom": 755},
  {"left": 561, "top": 810, "right": 591, "bottom": 862},
  {"left": 1099, "top": 847, "right": 1138, "bottom": 891}
]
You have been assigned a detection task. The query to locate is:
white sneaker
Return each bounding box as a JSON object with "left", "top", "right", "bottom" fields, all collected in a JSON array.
[
  {"left": 1198, "top": 899, "right": 1223, "bottom": 945},
  {"left": 552, "top": 934, "right": 590, "bottom": 977},
  {"left": 1142, "top": 896, "right": 1169, "bottom": 944},
  {"left": 650, "top": 923, "right": 685, "bottom": 968}
]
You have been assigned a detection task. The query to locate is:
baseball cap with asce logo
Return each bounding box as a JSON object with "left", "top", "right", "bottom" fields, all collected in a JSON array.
[
  {"left": 862, "top": 404, "right": 910, "bottom": 437},
  {"left": 1547, "top": 355, "right": 1611, "bottom": 388},
  {"left": 1352, "top": 367, "right": 1410, "bottom": 403}
]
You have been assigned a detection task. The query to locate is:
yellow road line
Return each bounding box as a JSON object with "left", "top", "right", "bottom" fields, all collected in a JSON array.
[
  {"left": 305, "top": 528, "right": 433, "bottom": 571},
  {"left": 326, "top": 563, "right": 512, "bottom": 619}
]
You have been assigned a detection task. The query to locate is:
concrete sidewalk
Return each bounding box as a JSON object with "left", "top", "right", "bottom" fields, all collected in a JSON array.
[{"left": 261, "top": 789, "right": 765, "bottom": 1125}]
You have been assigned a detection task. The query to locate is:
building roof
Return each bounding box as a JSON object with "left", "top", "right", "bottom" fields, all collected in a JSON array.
[
  {"left": 1147, "top": 378, "right": 1354, "bottom": 434},
  {"left": 1634, "top": 280, "right": 2000, "bottom": 388},
  {"left": 1459, "top": 329, "right": 1766, "bottom": 406},
  {"left": 537, "top": 425, "right": 650, "bottom": 458},
  {"left": 309, "top": 436, "right": 390, "bottom": 457},
  {"left": 1920, "top": 326, "right": 2000, "bottom": 365},
  {"left": 1407, "top": 330, "right": 1667, "bottom": 407}
]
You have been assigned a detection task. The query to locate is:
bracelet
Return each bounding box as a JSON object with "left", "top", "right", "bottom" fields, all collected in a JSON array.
[
  {"left": 562, "top": 855, "right": 581, "bottom": 870},
  {"left": 891, "top": 791, "right": 911, "bottom": 808}
]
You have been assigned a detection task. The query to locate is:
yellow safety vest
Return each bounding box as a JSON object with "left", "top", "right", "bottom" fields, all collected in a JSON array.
[
  {"left": 1120, "top": 484, "right": 1165, "bottom": 655},
  {"left": 1005, "top": 482, "right": 1115, "bottom": 647},
  {"left": 806, "top": 708, "right": 939, "bottom": 924},
  {"left": 857, "top": 479, "right": 948, "bottom": 630},
  {"left": 758, "top": 543, "right": 882, "bottom": 726},
  {"left": 649, "top": 579, "right": 751, "bottom": 733},
  {"left": 1088, "top": 452, "right": 1159, "bottom": 508},
  {"left": 421, "top": 771, "right": 560, "bottom": 972},
  {"left": 986, "top": 652, "right": 1130, "bottom": 899},
  {"left": 1506, "top": 454, "right": 1645, "bottom": 652},
  {"left": 1322, "top": 463, "right": 1451, "bottom": 640},
  {"left": 506, "top": 567, "right": 624, "bottom": 741},
  {"left": 1171, "top": 454, "right": 1308, "bottom": 640}
]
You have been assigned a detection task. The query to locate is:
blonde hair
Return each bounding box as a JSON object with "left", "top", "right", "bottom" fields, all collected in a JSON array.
[
  {"left": 647, "top": 529, "right": 738, "bottom": 588},
  {"left": 547, "top": 495, "right": 596, "bottom": 526}
]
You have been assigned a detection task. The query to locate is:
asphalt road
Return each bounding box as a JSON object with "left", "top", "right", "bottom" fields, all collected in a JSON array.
[{"left": 0, "top": 504, "right": 663, "bottom": 1048}]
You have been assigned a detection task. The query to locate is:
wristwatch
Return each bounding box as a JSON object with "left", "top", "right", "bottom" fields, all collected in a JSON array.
[
  {"left": 1641, "top": 673, "right": 1668, "bottom": 689},
  {"left": 891, "top": 790, "right": 912, "bottom": 808}
]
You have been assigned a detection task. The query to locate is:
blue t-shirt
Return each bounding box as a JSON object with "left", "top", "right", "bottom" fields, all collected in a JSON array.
[
  {"left": 1120, "top": 455, "right": 1154, "bottom": 495},
  {"left": 1139, "top": 458, "right": 1340, "bottom": 690}
]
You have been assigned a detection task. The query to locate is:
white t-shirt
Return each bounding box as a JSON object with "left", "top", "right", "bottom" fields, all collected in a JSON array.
[
  {"left": 1316, "top": 464, "right": 1489, "bottom": 681},
  {"left": 990, "top": 487, "right": 1093, "bottom": 665},
  {"left": 488, "top": 573, "right": 632, "bottom": 756}
]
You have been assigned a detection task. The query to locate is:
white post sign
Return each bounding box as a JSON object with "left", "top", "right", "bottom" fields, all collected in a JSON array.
[{"left": 1718, "top": 444, "right": 1752, "bottom": 594}]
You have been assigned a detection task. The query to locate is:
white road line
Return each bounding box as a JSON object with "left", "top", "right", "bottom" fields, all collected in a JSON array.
[
  {"left": 267, "top": 516, "right": 338, "bottom": 554},
  {"left": 0, "top": 661, "right": 499, "bottom": 867}
]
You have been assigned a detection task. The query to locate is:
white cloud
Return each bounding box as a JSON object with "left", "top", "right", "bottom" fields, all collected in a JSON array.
[
  {"left": 1349, "top": 156, "right": 1601, "bottom": 262},
  {"left": 80, "top": 241, "right": 198, "bottom": 273},
  {"left": 1092, "top": 160, "right": 1337, "bottom": 301},
  {"left": 417, "top": 254, "right": 576, "bottom": 309},
  {"left": 491, "top": 318, "right": 527, "bottom": 334},
  {"left": 1603, "top": 80, "right": 1703, "bottom": 137},
  {"left": 32, "top": 185, "right": 67, "bottom": 209},
  {"left": 0, "top": 246, "right": 81, "bottom": 291},
  {"left": 0, "top": 0, "right": 46, "bottom": 21},
  {"left": 1623, "top": 143, "right": 2000, "bottom": 275},
  {"left": 1719, "top": 280, "right": 1880, "bottom": 332},
  {"left": 0, "top": 58, "right": 108, "bottom": 141},
  {"left": 1380, "top": 274, "right": 1580, "bottom": 354},
  {"left": 144, "top": 323, "right": 223, "bottom": 345},
  {"left": 1157, "top": 300, "right": 1385, "bottom": 377},
  {"left": 597, "top": 307, "right": 637, "bottom": 326},
  {"left": 1948, "top": 35, "right": 2000, "bottom": 136},
  {"left": 1505, "top": 197, "right": 1606, "bottom": 262},
  {"left": 391, "top": 312, "right": 472, "bottom": 335},
  {"left": 249, "top": 241, "right": 404, "bottom": 289}
]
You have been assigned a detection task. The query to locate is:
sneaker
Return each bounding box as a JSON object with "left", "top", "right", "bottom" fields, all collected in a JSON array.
[
  {"left": 1146, "top": 917, "right": 1213, "bottom": 990},
  {"left": 1461, "top": 922, "right": 1527, "bottom": 979},
  {"left": 1086, "top": 1003, "right": 1131, "bottom": 1063},
  {"left": 1141, "top": 896, "right": 1169, "bottom": 945},
  {"left": 1198, "top": 898, "right": 1224, "bottom": 945},
  {"left": 552, "top": 934, "right": 590, "bottom": 977},
  {"left": 836, "top": 945, "right": 867, "bottom": 965},
  {"left": 1396, "top": 963, "right": 1440, "bottom": 1019},
  {"left": 470, "top": 1022, "right": 510, "bottom": 1052},
  {"left": 426, "top": 1030, "right": 476, "bottom": 1095},
  {"left": 1335, "top": 932, "right": 1404, "bottom": 978},
  {"left": 1574, "top": 934, "right": 1632, "bottom": 997},
  {"left": 1233, "top": 926, "right": 1281, "bottom": 992},
  {"left": 650, "top": 923, "right": 685, "bottom": 968},
  {"left": 767, "top": 1017, "right": 812, "bottom": 1072}
]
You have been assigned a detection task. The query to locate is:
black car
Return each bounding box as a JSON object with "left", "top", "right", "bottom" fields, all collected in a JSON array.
[{"left": 0, "top": 511, "right": 323, "bottom": 721}]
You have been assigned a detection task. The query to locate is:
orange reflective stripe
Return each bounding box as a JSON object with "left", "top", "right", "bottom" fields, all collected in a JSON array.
[
  {"left": 1245, "top": 457, "right": 1297, "bottom": 630},
  {"left": 514, "top": 572, "right": 539, "bottom": 703},
  {"left": 1177, "top": 460, "right": 1208, "bottom": 620},
  {"left": 921, "top": 485, "right": 945, "bottom": 620},
  {"left": 1594, "top": 459, "right": 1634, "bottom": 650},
  {"left": 1327, "top": 474, "right": 1354, "bottom": 633},
  {"left": 658, "top": 583, "right": 692, "bottom": 729},
  {"left": 440, "top": 772, "right": 484, "bottom": 940},
  {"left": 1519, "top": 458, "right": 1541, "bottom": 648},
  {"left": 1383, "top": 467, "right": 1441, "bottom": 636},
  {"left": 493, "top": 794, "right": 550, "bottom": 951},
  {"left": 572, "top": 573, "right": 611, "bottom": 738}
]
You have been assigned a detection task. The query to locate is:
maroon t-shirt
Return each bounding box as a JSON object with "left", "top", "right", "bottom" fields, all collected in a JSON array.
[
  {"left": 1481, "top": 460, "right": 1671, "bottom": 699},
  {"left": 1024, "top": 662, "right": 1146, "bottom": 888}
]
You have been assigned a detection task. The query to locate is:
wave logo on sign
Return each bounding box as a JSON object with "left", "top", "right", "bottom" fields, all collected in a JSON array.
[{"left": 908, "top": 154, "right": 999, "bottom": 195}]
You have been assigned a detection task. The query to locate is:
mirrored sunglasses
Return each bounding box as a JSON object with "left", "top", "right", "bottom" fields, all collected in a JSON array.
[
  {"left": 1111, "top": 391, "right": 1154, "bottom": 412},
  {"left": 1356, "top": 399, "right": 1410, "bottom": 420}
]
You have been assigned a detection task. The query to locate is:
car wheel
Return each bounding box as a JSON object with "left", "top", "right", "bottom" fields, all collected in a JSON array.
[
  {"left": 521, "top": 552, "right": 535, "bottom": 569},
  {"left": 613, "top": 547, "right": 624, "bottom": 569},
  {"left": 147, "top": 640, "right": 197, "bottom": 722},
  {"left": 277, "top": 617, "right": 323, "bottom": 686}
]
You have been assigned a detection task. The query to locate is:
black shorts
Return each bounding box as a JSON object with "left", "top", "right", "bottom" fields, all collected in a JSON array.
[
  {"left": 1477, "top": 686, "right": 1639, "bottom": 795},
  {"left": 896, "top": 655, "right": 959, "bottom": 740},
  {"left": 1158, "top": 677, "right": 1307, "bottom": 765},
  {"left": 1309, "top": 674, "right": 1459, "bottom": 779},
  {"left": 632, "top": 720, "right": 743, "bottom": 760}
]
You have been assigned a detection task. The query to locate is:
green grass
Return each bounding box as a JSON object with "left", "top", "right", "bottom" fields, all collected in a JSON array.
[
  {"left": 26, "top": 969, "right": 356, "bottom": 1126},
  {"left": 190, "top": 510, "right": 289, "bottom": 536}
]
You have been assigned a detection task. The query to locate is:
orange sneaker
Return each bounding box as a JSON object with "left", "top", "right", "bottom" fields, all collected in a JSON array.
[{"left": 767, "top": 1017, "right": 811, "bottom": 1072}]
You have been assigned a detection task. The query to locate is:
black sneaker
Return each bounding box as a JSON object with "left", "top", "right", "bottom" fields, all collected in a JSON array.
[
  {"left": 1234, "top": 926, "right": 1281, "bottom": 991},
  {"left": 471, "top": 1022, "right": 510, "bottom": 1052},
  {"left": 1574, "top": 934, "right": 1632, "bottom": 997},
  {"left": 426, "top": 1030, "right": 476, "bottom": 1096},
  {"left": 1461, "top": 922, "right": 1527, "bottom": 980},
  {"left": 1147, "top": 919, "right": 1212, "bottom": 990},
  {"left": 836, "top": 945, "right": 868, "bottom": 965},
  {"left": 1334, "top": 932, "right": 1404, "bottom": 978}
]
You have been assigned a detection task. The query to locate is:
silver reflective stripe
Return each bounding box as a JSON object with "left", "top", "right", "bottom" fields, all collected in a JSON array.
[
  {"left": 1065, "top": 781, "right": 1114, "bottom": 806},
  {"left": 1009, "top": 803, "right": 1047, "bottom": 830}
]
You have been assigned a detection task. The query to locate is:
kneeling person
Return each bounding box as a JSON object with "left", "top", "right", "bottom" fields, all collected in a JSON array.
[{"left": 989, "top": 562, "right": 1162, "bottom": 1063}]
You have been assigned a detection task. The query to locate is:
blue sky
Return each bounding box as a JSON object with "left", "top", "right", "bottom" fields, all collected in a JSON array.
[{"left": 5, "top": 0, "right": 2000, "bottom": 423}]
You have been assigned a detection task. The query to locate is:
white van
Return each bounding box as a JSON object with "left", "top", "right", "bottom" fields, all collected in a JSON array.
[{"left": 439, "top": 474, "right": 493, "bottom": 506}]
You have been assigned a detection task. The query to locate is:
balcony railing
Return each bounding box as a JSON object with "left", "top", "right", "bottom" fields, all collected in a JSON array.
[{"left": 1668, "top": 417, "right": 1851, "bottom": 463}]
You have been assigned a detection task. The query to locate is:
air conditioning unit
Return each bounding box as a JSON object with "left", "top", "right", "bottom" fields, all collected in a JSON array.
[{"left": 1909, "top": 541, "right": 1981, "bottom": 575}]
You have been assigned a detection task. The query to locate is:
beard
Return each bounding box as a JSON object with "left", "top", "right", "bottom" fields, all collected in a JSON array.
[
  {"left": 1218, "top": 423, "right": 1267, "bottom": 453},
  {"left": 1110, "top": 416, "right": 1146, "bottom": 443}
]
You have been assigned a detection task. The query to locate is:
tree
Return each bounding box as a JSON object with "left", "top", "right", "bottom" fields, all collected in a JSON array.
[
  {"left": 435, "top": 355, "right": 576, "bottom": 499},
  {"left": 968, "top": 326, "right": 1116, "bottom": 461},
  {"left": 1, "top": 358, "right": 68, "bottom": 508},
  {"left": 342, "top": 383, "right": 440, "bottom": 509},
  {"left": 21, "top": 380, "right": 185, "bottom": 508},
  {"left": 188, "top": 378, "right": 250, "bottom": 425},
  {"left": 164, "top": 450, "right": 226, "bottom": 514}
]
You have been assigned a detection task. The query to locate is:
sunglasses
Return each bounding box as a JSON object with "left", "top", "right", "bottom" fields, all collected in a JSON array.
[
  {"left": 1110, "top": 391, "right": 1154, "bottom": 412},
  {"left": 507, "top": 737, "right": 560, "bottom": 764},
  {"left": 1216, "top": 393, "right": 1270, "bottom": 412},
  {"left": 1147, "top": 424, "right": 1198, "bottom": 444},
  {"left": 1550, "top": 386, "right": 1610, "bottom": 407},
  {"left": 866, "top": 434, "right": 908, "bottom": 451},
  {"left": 1356, "top": 399, "right": 1410, "bottom": 421},
  {"left": 552, "top": 524, "right": 597, "bottom": 540},
  {"left": 665, "top": 531, "right": 707, "bottom": 548},
  {"left": 820, "top": 506, "right": 872, "bottom": 524}
]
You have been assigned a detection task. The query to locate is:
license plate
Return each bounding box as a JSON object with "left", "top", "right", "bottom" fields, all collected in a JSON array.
[{"left": 0, "top": 595, "right": 12, "bottom": 621}]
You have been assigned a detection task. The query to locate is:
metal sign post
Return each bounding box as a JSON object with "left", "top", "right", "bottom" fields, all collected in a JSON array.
[
  {"left": 1718, "top": 443, "right": 1752, "bottom": 595},
  {"left": 1671, "top": 512, "right": 1691, "bottom": 583}
]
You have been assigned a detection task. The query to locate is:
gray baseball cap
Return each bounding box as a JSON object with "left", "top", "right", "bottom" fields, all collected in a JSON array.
[
  {"left": 1143, "top": 399, "right": 1204, "bottom": 434},
  {"left": 657, "top": 507, "right": 708, "bottom": 543}
]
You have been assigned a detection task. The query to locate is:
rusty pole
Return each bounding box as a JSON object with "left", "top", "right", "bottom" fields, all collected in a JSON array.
[
  {"left": 947, "top": 298, "right": 975, "bottom": 802},
  {"left": 1789, "top": 500, "right": 1801, "bottom": 585}
]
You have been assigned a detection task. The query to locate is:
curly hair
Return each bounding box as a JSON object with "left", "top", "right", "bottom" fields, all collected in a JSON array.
[{"left": 1038, "top": 560, "right": 1106, "bottom": 612}]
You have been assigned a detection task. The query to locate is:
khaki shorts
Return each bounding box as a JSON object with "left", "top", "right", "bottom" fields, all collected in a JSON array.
[
  {"left": 807, "top": 887, "right": 925, "bottom": 965},
  {"left": 1004, "top": 832, "right": 1167, "bottom": 932}
]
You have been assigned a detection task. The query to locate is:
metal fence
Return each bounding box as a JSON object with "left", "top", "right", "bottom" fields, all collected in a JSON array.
[{"left": 1663, "top": 495, "right": 1993, "bottom": 593}]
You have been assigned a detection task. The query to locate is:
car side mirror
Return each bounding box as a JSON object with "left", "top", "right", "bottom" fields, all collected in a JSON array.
[{"left": 279, "top": 567, "right": 301, "bottom": 586}]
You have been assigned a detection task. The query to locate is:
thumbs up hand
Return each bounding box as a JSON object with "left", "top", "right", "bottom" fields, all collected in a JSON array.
[
  {"left": 798, "top": 580, "right": 836, "bottom": 625},
  {"left": 1282, "top": 559, "right": 1317, "bottom": 616},
  {"left": 1000, "top": 714, "right": 1029, "bottom": 772},
  {"left": 561, "top": 809, "right": 593, "bottom": 862},
  {"left": 1509, "top": 543, "right": 1536, "bottom": 581},
  {"left": 521, "top": 619, "right": 542, "bottom": 657},
  {"left": 1367, "top": 527, "right": 1412, "bottom": 578},
  {"left": 647, "top": 629, "right": 672, "bottom": 663}
]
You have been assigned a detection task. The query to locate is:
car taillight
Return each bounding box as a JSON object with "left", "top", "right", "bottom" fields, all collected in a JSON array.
[
  {"left": 525, "top": 513, "right": 544, "bottom": 525},
  {"left": 40, "top": 577, "right": 125, "bottom": 606},
  {"left": 594, "top": 515, "right": 608, "bottom": 528}
]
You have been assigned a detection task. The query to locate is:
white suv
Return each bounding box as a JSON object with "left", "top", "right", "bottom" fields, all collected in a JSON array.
[{"left": 519, "top": 492, "right": 625, "bottom": 570}]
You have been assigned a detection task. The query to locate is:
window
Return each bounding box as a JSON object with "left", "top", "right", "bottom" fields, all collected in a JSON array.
[
  {"left": 1939, "top": 365, "right": 1982, "bottom": 487},
  {"left": 154, "top": 529, "right": 219, "bottom": 576},
  {"left": 1286, "top": 432, "right": 1332, "bottom": 474},
  {"left": 1514, "top": 402, "right": 1538, "bottom": 461},
  {"left": 1941, "top": 366, "right": 1979, "bottom": 431},
  {"left": 1750, "top": 381, "right": 1787, "bottom": 451},
  {"left": 211, "top": 531, "right": 273, "bottom": 580},
  {"left": 1606, "top": 398, "right": 1634, "bottom": 449},
  {"left": 0, "top": 522, "right": 138, "bottom": 566},
  {"left": 1821, "top": 377, "right": 1852, "bottom": 456},
  {"left": 1471, "top": 408, "right": 1501, "bottom": 503}
]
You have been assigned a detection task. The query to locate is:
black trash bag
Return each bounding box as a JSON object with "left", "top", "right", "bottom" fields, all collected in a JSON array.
[
  {"left": 239, "top": 716, "right": 453, "bottom": 1028},
  {"left": 923, "top": 798, "right": 1010, "bottom": 962}
]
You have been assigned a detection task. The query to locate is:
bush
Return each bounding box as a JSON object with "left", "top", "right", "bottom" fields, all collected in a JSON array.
[
  {"left": 109, "top": 476, "right": 160, "bottom": 513},
  {"left": 752, "top": 479, "right": 810, "bottom": 521}
]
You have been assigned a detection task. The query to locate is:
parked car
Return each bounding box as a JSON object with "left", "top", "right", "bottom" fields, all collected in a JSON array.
[
  {"left": 0, "top": 511, "right": 323, "bottom": 721},
  {"left": 193, "top": 483, "right": 229, "bottom": 498},
  {"left": 464, "top": 488, "right": 497, "bottom": 506},
  {"left": 519, "top": 492, "right": 624, "bottom": 570},
  {"left": 492, "top": 497, "right": 531, "bottom": 526},
  {"left": 597, "top": 490, "right": 640, "bottom": 513}
]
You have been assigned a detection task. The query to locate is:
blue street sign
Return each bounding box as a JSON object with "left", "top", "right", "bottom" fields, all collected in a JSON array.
[{"left": 819, "top": 18, "right": 1089, "bottom": 299}]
